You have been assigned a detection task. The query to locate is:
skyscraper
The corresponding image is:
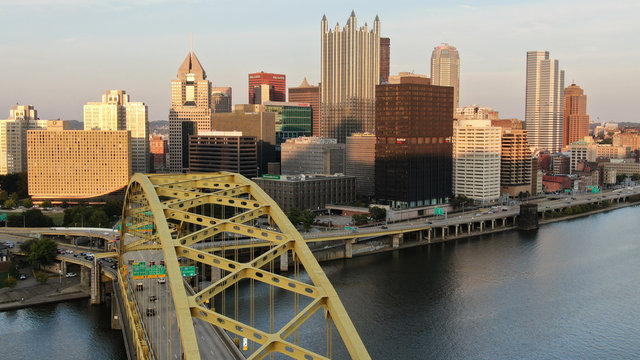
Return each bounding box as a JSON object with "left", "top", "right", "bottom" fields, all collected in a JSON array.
[
  {"left": 84, "top": 90, "right": 149, "bottom": 173},
  {"left": 168, "top": 50, "right": 213, "bottom": 172},
  {"left": 288, "top": 78, "right": 320, "bottom": 136},
  {"left": 0, "top": 105, "right": 48, "bottom": 175},
  {"left": 380, "top": 37, "right": 390, "bottom": 83},
  {"left": 321, "top": 11, "right": 380, "bottom": 143},
  {"left": 563, "top": 83, "right": 590, "bottom": 147},
  {"left": 430, "top": 43, "right": 460, "bottom": 113},
  {"left": 375, "top": 73, "right": 453, "bottom": 208},
  {"left": 525, "top": 50, "right": 565, "bottom": 153},
  {"left": 248, "top": 72, "right": 286, "bottom": 104}
]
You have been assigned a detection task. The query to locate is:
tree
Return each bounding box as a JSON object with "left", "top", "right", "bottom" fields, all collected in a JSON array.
[
  {"left": 20, "top": 239, "right": 38, "bottom": 254},
  {"left": 88, "top": 209, "right": 109, "bottom": 227},
  {"left": 632, "top": 174, "right": 640, "bottom": 181},
  {"left": 451, "top": 195, "right": 472, "bottom": 209},
  {"left": 9, "top": 209, "right": 54, "bottom": 227},
  {"left": 299, "top": 210, "right": 317, "bottom": 232},
  {"left": 103, "top": 198, "right": 123, "bottom": 219},
  {"left": 22, "top": 198, "right": 33, "bottom": 208},
  {"left": 0, "top": 191, "right": 8, "bottom": 204},
  {"left": 369, "top": 206, "right": 387, "bottom": 221},
  {"left": 26, "top": 238, "right": 57, "bottom": 269},
  {"left": 41, "top": 199, "right": 52, "bottom": 208},
  {"left": 352, "top": 214, "right": 369, "bottom": 226},
  {"left": 3, "top": 198, "right": 16, "bottom": 209},
  {"left": 616, "top": 174, "right": 628, "bottom": 184},
  {"left": 35, "top": 271, "right": 49, "bottom": 284},
  {"left": 286, "top": 207, "right": 302, "bottom": 226}
]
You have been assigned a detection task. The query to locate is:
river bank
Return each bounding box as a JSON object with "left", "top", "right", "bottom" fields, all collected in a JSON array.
[
  {"left": 0, "top": 279, "right": 90, "bottom": 312},
  {"left": 321, "top": 198, "right": 640, "bottom": 261}
]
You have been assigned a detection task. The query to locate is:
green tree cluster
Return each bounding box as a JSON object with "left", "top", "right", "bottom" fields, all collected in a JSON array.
[
  {"left": 22, "top": 238, "right": 57, "bottom": 269},
  {"left": 0, "top": 172, "right": 28, "bottom": 198},
  {"left": 451, "top": 195, "right": 473, "bottom": 209},
  {"left": 8, "top": 209, "right": 55, "bottom": 227},
  {"left": 287, "top": 207, "right": 317, "bottom": 232},
  {"left": 63, "top": 202, "right": 118, "bottom": 228},
  {"left": 351, "top": 214, "right": 369, "bottom": 225},
  {"left": 369, "top": 206, "right": 387, "bottom": 221}
]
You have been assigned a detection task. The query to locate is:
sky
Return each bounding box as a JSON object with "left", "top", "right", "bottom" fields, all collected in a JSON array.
[{"left": 1, "top": 0, "right": 639, "bottom": 123}]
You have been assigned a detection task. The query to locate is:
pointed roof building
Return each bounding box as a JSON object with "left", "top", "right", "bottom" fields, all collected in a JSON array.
[{"left": 177, "top": 51, "right": 206, "bottom": 80}]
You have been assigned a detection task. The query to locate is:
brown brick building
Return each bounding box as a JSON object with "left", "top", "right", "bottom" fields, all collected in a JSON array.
[
  {"left": 288, "top": 78, "right": 320, "bottom": 136},
  {"left": 188, "top": 131, "right": 257, "bottom": 178}
]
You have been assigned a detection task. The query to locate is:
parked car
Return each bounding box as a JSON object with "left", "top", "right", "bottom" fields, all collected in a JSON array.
[
  {"left": 381, "top": 225, "right": 388, "bottom": 229},
  {"left": 66, "top": 272, "right": 77, "bottom": 278},
  {"left": 19, "top": 273, "right": 27, "bottom": 280},
  {"left": 66, "top": 250, "right": 74, "bottom": 254},
  {"left": 110, "top": 264, "right": 117, "bottom": 269}
]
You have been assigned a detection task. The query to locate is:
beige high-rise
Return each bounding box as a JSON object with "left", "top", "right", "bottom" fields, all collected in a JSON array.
[
  {"left": 563, "top": 83, "right": 589, "bottom": 147},
  {"left": 453, "top": 119, "right": 501, "bottom": 202},
  {"left": 321, "top": 11, "right": 380, "bottom": 143},
  {"left": 0, "top": 105, "right": 48, "bottom": 175},
  {"left": 525, "top": 51, "right": 565, "bottom": 153},
  {"left": 431, "top": 43, "right": 460, "bottom": 113},
  {"left": 84, "top": 90, "right": 149, "bottom": 173},
  {"left": 27, "top": 122, "right": 131, "bottom": 200},
  {"left": 169, "top": 51, "right": 213, "bottom": 172}
]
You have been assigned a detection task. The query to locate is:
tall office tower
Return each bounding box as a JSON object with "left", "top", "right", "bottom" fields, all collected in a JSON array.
[
  {"left": 289, "top": 78, "right": 320, "bottom": 136},
  {"left": 493, "top": 120, "right": 532, "bottom": 197},
  {"left": 563, "top": 83, "right": 590, "bottom": 147},
  {"left": 248, "top": 72, "right": 286, "bottom": 104},
  {"left": 84, "top": 90, "right": 149, "bottom": 173},
  {"left": 169, "top": 50, "right": 213, "bottom": 172},
  {"left": 27, "top": 121, "right": 131, "bottom": 200},
  {"left": 375, "top": 73, "right": 453, "bottom": 208},
  {"left": 211, "top": 87, "right": 232, "bottom": 113},
  {"left": 0, "top": 104, "right": 48, "bottom": 175},
  {"left": 455, "top": 105, "right": 499, "bottom": 120},
  {"left": 280, "top": 137, "right": 345, "bottom": 175},
  {"left": 188, "top": 131, "right": 258, "bottom": 178},
  {"left": 430, "top": 43, "right": 460, "bottom": 113},
  {"left": 452, "top": 120, "right": 501, "bottom": 202},
  {"left": 525, "top": 50, "right": 565, "bottom": 153},
  {"left": 346, "top": 133, "right": 376, "bottom": 197},
  {"left": 380, "top": 37, "right": 390, "bottom": 83},
  {"left": 321, "top": 12, "right": 380, "bottom": 143},
  {"left": 263, "top": 101, "right": 312, "bottom": 145}
]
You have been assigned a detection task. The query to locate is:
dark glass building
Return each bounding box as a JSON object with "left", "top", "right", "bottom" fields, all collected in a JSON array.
[
  {"left": 263, "top": 101, "right": 312, "bottom": 145},
  {"left": 375, "top": 75, "right": 453, "bottom": 208},
  {"left": 188, "top": 131, "right": 257, "bottom": 178}
]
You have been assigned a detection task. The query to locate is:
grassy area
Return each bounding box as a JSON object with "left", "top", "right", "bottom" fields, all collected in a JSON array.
[
  {"left": 0, "top": 210, "right": 65, "bottom": 226},
  {"left": 0, "top": 271, "right": 9, "bottom": 288}
]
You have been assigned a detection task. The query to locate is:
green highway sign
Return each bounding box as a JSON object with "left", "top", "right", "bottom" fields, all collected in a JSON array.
[
  {"left": 0, "top": 213, "right": 7, "bottom": 222},
  {"left": 132, "top": 262, "right": 146, "bottom": 278},
  {"left": 262, "top": 174, "right": 281, "bottom": 180},
  {"left": 435, "top": 207, "right": 444, "bottom": 215},
  {"left": 181, "top": 266, "right": 196, "bottom": 277}
]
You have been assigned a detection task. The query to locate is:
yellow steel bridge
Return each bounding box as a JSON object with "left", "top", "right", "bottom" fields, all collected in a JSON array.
[{"left": 116, "top": 172, "right": 370, "bottom": 360}]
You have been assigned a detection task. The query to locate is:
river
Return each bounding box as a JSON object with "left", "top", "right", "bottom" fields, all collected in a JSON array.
[{"left": 2, "top": 206, "right": 640, "bottom": 359}]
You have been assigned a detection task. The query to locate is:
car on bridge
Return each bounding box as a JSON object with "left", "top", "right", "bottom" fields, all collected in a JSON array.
[
  {"left": 146, "top": 308, "right": 156, "bottom": 316},
  {"left": 149, "top": 295, "right": 158, "bottom": 302},
  {"left": 157, "top": 278, "right": 166, "bottom": 284}
]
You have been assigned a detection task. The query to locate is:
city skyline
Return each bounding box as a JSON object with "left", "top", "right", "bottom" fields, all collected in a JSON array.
[{"left": 2, "top": 0, "right": 639, "bottom": 123}]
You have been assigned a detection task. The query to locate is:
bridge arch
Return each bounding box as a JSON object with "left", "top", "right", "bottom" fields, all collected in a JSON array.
[{"left": 117, "top": 172, "right": 370, "bottom": 360}]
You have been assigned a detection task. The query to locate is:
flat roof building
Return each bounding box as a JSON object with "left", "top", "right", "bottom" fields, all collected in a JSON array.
[
  {"left": 188, "top": 131, "right": 257, "bottom": 178},
  {"left": 211, "top": 87, "right": 232, "bottom": 113},
  {"left": 263, "top": 101, "right": 312, "bottom": 145},
  {"left": 249, "top": 72, "right": 286, "bottom": 104},
  {"left": 253, "top": 174, "right": 356, "bottom": 212},
  {"left": 27, "top": 122, "right": 131, "bottom": 200},
  {"left": 281, "top": 137, "right": 345, "bottom": 176},
  {"left": 0, "top": 105, "right": 48, "bottom": 175}
]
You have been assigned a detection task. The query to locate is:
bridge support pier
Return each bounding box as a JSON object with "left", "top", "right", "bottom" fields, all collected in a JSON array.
[
  {"left": 91, "top": 263, "right": 101, "bottom": 304},
  {"left": 60, "top": 260, "right": 67, "bottom": 275},
  {"left": 392, "top": 234, "right": 403, "bottom": 249},
  {"left": 455, "top": 225, "right": 459, "bottom": 236},
  {"left": 280, "top": 251, "right": 289, "bottom": 272},
  {"left": 81, "top": 266, "right": 90, "bottom": 287},
  {"left": 345, "top": 239, "right": 355, "bottom": 258},
  {"left": 427, "top": 229, "right": 432, "bottom": 243},
  {"left": 491, "top": 219, "right": 496, "bottom": 229}
]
